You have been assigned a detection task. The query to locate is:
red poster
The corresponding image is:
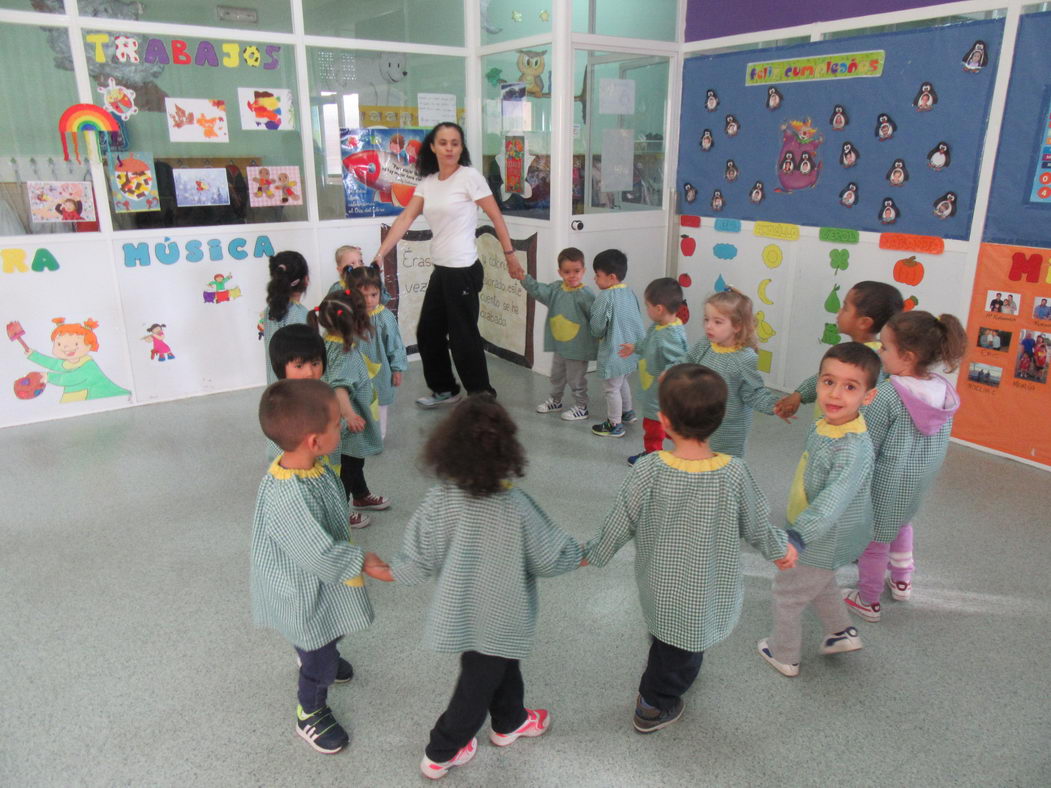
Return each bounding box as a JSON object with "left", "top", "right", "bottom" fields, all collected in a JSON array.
[{"left": 504, "top": 136, "right": 524, "bottom": 195}]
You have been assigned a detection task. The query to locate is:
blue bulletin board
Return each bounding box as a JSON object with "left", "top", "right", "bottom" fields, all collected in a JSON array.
[{"left": 676, "top": 18, "right": 1004, "bottom": 239}]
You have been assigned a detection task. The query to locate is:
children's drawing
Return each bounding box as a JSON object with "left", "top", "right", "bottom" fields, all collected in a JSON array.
[
  {"left": 164, "top": 98, "right": 228, "bottom": 143},
  {"left": 776, "top": 119, "right": 822, "bottom": 192},
  {"left": 238, "top": 88, "right": 295, "bottom": 131},
  {"left": 247, "top": 165, "right": 302, "bottom": 207},
  {"left": 26, "top": 181, "right": 96, "bottom": 223},
  {"left": 97, "top": 77, "right": 137, "bottom": 121},
  {"left": 173, "top": 168, "right": 230, "bottom": 208},
  {"left": 203, "top": 273, "right": 242, "bottom": 304},
  {"left": 516, "top": 50, "right": 546, "bottom": 97},
  {"left": 108, "top": 152, "right": 159, "bottom": 213},
  {"left": 142, "top": 323, "right": 175, "bottom": 361}
]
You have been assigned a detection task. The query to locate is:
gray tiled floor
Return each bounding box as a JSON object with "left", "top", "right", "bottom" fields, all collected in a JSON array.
[{"left": 3, "top": 356, "right": 1048, "bottom": 786}]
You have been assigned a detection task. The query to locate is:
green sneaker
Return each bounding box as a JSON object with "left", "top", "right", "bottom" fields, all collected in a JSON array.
[
  {"left": 296, "top": 704, "right": 349, "bottom": 754},
  {"left": 591, "top": 420, "right": 626, "bottom": 438}
]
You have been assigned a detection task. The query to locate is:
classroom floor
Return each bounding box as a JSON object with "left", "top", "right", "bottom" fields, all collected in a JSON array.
[{"left": 3, "top": 356, "right": 1048, "bottom": 787}]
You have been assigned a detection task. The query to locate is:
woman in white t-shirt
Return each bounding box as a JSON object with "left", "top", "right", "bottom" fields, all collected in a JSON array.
[{"left": 374, "top": 123, "right": 522, "bottom": 408}]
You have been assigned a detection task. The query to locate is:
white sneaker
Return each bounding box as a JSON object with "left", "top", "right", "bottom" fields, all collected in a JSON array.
[
  {"left": 819, "top": 627, "right": 863, "bottom": 655},
  {"left": 420, "top": 738, "right": 477, "bottom": 780},
  {"left": 348, "top": 511, "right": 371, "bottom": 529},
  {"left": 758, "top": 639, "right": 799, "bottom": 677},
  {"left": 843, "top": 589, "right": 881, "bottom": 622},
  {"left": 416, "top": 391, "right": 462, "bottom": 409},
  {"left": 886, "top": 576, "right": 912, "bottom": 601},
  {"left": 535, "top": 398, "right": 563, "bottom": 414},
  {"left": 560, "top": 405, "right": 589, "bottom": 421}
]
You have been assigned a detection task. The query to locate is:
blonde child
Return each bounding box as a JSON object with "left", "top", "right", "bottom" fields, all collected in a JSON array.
[
  {"left": 589, "top": 249, "right": 646, "bottom": 438},
  {"left": 685, "top": 289, "right": 780, "bottom": 456},
  {"left": 261, "top": 251, "right": 310, "bottom": 384},
  {"left": 309, "top": 291, "right": 388, "bottom": 528},
  {"left": 843, "top": 311, "right": 967, "bottom": 622},
  {"left": 251, "top": 378, "right": 391, "bottom": 754},
  {"left": 330, "top": 244, "right": 390, "bottom": 304},
  {"left": 346, "top": 267, "right": 407, "bottom": 440},
  {"left": 390, "top": 396, "right": 582, "bottom": 779}
]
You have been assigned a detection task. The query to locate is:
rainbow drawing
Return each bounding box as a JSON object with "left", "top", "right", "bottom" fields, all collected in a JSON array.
[{"left": 58, "top": 104, "right": 119, "bottom": 162}]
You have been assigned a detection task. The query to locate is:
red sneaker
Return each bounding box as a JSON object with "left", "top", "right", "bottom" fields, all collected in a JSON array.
[
  {"left": 352, "top": 494, "right": 390, "bottom": 511},
  {"left": 420, "top": 738, "right": 477, "bottom": 780},
  {"left": 489, "top": 708, "right": 550, "bottom": 746}
]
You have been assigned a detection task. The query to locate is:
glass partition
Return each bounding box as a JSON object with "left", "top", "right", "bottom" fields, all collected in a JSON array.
[
  {"left": 481, "top": 0, "right": 551, "bottom": 47},
  {"left": 573, "top": 0, "right": 678, "bottom": 41},
  {"left": 304, "top": 0, "right": 464, "bottom": 47},
  {"left": 77, "top": 0, "right": 293, "bottom": 32}
]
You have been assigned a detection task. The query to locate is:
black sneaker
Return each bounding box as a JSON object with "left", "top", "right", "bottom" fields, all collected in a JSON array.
[
  {"left": 628, "top": 451, "right": 651, "bottom": 465},
  {"left": 334, "top": 658, "right": 354, "bottom": 684},
  {"left": 296, "top": 704, "right": 349, "bottom": 753},
  {"left": 632, "top": 695, "right": 685, "bottom": 733}
]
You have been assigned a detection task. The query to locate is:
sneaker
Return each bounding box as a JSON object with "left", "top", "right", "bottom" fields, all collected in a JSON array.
[
  {"left": 352, "top": 494, "right": 390, "bottom": 511},
  {"left": 490, "top": 708, "right": 549, "bottom": 746},
  {"left": 348, "top": 511, "right": 371, "bottom": 529},
  {"left": 560, "top": 405, "right": 589, "bottom": 421},
  {"left": 591, "top": 420, "right": 626, "bottom": 438},
  {"left": 535, "top": 398, "right": 563, "bottom": 414},
  {"left": 420, "top": 738, "right": 477, "bottom": 780},
  {"left": 632, "top": 695, "right": 685, "bottom": 733},
  {"left": 334, "top": 658, "right": 354, "bottom": 684},
  {"left": 628, "top": 451, "right": 650, "bottom": 465},
  {"left": 621, "top": 409, "right": 638, "bottom": 424},
  {"left": 757, "top": 639, "right": 799, "bottom": 677},
  {"left": 819, "top": 627, "right": 863, "bottom": 655},
  {"left": 887, "top": 577, "right": 912, "bottom": 601},
  {"left": 843, "top": 589, "right": 881, "bottom": 622},
  {"left": 415, "top": 391, "right": 462, "bottom": 409},
  {"left": 295, "top": 704, "right": 349, "bottom": 754}
]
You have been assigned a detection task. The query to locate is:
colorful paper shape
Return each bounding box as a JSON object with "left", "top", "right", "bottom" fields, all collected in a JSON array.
[
  {"left": 247, "top": 165, "right": 302, "bottom": 207},
  {"left": 238, "top": 88, "right": 295, "bottom": 131},
  {"left": 165, "top": 98, "right": 228, "bottom": 143},
  {"left": 173, "top": 168, "right": 230, "bottom": 207},
  {"left": 97, "top": 78, "right": 137, "bottom": 121},
  {"left": 26, "top": 181, "right": 96, "bottom": 223},
  {"left": 58, "top": 103, "right": 119, "bottom": 162},
  {"left": 108, "top": 152, "right": 159, "bottom": 213}
]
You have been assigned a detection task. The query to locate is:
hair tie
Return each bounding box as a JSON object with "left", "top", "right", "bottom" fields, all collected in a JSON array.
[
  {"left": 337, "top": 309, "right": 343, "bottom": 316},
  {"left": 289, "top": 278, "right": 300, "bottom": 287},
  {"left": 277, "top": 264, "right": 286, "bottom": 271},
  {"left": 345, "top": 289, "right": 352, "bottom": 295},
  {"left": 313, "top": 306, "right": 320, "bottom": 312}
]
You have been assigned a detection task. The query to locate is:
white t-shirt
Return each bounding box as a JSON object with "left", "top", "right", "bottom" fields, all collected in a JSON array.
[{"left": 414, "top": 166, "right": 492, "bottom": 268}]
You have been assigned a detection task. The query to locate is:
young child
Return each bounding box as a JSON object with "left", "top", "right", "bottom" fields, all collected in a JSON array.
[
  {"left": 589, "top": 249, "right": 646, "bottom": 438},
  {"left": 585, "top": 364, "right": 797, "bottom": 733},
  {"left": 309, "top": 291, "right": 388, "bottom": 528},
  {"left": 389, "top": 396, "right": 582, "bottom": 779},
  {"left": 776, "top": 281, "right": 903, "bottom": 419},
  {"left": 843, "top": 311, "right": 967, "bottom": 622},
  {"left": 512, "top": 246, "right": 598, "bottom": 421},
  {"left": 264, "top": 323, "right": 327, "bottom": 460},
  {"left": 685, "top": 289, "right": 780, "bottom": 456},
  {"left": 346, "top": 267, "right": 407, "bottom": 440},
  {"left": 758, "top": 343, "right": 881, "bottom": 677},
  {"left": 618, "top": 277, "right": 688, "bottom": 464},
  {"left": 250, "top": 378, "right": 391, "bottom": 754},
  {"left": 262, "top": 251, "right": 310, "bottom": 384},
  {"left": 330, "top": 244, "right": 390, "bottom": 304}
]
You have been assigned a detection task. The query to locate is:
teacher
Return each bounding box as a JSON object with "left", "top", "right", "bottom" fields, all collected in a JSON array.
[{"left": 373, "top": 122, "right": 522, "bottom": 408}]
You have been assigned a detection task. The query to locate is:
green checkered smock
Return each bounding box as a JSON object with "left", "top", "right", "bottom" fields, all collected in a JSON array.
[
  {"left": 590, "top": 284, "right": 646, "bottom": 379},
  {"left": 358, "top": 305, "right": 407, "bottom": 406},
  {"left": 686, "top": 338, "right": 780, "bottom": 457},
  {"left": 261, "top": 301, "right": 309, "bottom": 384},
  {"left": 323, "top": 336, "right": 382, "bottom": 460},
  {"left": 786, "top": 417, "right": 874, "bottom": 570},
  {"left": 585, "top": 452, "right": 789, "bottom": 653},
  {"left": 520, "top": 276, "right": 598, "bottom": 361},
  {"left": 636, "top": 319, "right": 688, "bottom": 420},
  {"left": 250, "top": 457, "right": 374, "bottom": 651},
  {"left": 391, "top": 483, "right": 583, "bottom": 660}
]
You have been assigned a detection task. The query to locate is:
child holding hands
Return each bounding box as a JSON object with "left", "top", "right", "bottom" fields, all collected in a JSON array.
[{"left": 329, "top": 244, "right": 390, "bottom": 303}]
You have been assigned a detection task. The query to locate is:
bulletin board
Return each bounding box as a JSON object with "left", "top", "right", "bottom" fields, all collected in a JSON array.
[{"left": 676, "top": 19, "right": 1004, "bottom": 239}]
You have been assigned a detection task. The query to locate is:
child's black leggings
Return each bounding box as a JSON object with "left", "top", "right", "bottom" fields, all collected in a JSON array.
[{"left": 339, "top": 455, "right": 369, "bottom": 500}]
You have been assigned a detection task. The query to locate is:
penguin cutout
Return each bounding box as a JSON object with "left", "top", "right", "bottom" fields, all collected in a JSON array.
[
  {"left": 829, "top": 105, "right": 849, "bottom": 130},
  {"left": 927, "top": 141, "right": 951, "bottom": 171},
  {"left": 725, "top": 160, "right": 739, "bottom": 183},
  {"left": 705, "top": 89, "right": 720, "bottom": 111},
  {"left": 962, "top": 41, "right": 988, "bottom": 73},
  {"left": 879, "top": 197, "right": 899, "bottom": 225},
  {"left": 798, "top": 151, "right": 814, "bottom": 176},
  {"left": 725, "top": 114, "right": 740, "bottom": 137},
  {"left": 913, "top": 82, "right": 938, "bottom": 112},
  {"left": 683, "top": 183, "right": 697, "bottom": 204},
  {"left": 887, "top": 159, "right": 909, "bottom": 187},
  {"left": 875, "top": 113, "right": 896, "bottom": 141},
  {"left": 933, "top": 191, "right": 957, "bottom": 219},
  {"left": 839, "top": 182, "right": 858, "bottom": 207},
  {"left": 780, "top": 151, "right": 795, "bottom": 174},
  {"left": 700, "top": 129, "right": 714, "bottom": 151},
  {"left": 766, "top": 87, "right": 783, "bottom": 111},
  {"left": 750, "top": 181, "right": 765, "bottom": 205},
  {"left": 711, "top": 189, "right": 724, "bottom": 212},
  {"left": 840, "top": 142, "right": 860, "bottom": 168}
]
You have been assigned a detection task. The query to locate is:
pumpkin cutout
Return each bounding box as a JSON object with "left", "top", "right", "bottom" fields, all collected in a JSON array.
[{"left": 893, "top": 255, "right": 925, "bottom": 286}]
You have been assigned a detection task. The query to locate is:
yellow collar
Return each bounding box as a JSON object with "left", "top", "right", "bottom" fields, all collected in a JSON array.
[
  {"left": 815, "top": 414, "right": 867, "bottom": 438},
  {"left": 501, "top": 479, "right": 514, "bottom": 490},
  {"left": 61, "top": 356, "right": 92, "bottom": 370},
  {"left": 607, "top": 283, "right": 627, "bottom": 290},
  {"left": 710, "top": 342, "right": 740, "bottom": 353},
  {"left": 368, "top": 305, "right": 385, "bottom": 316},
  {"left": 655, "top": 319, "right": 683, "bottom": 331},
  {"left": 658, "top": 451, "right": 731, "bottom": 473},
  {"left": 268, "top": 456, "right": 327, "bottom": 479},
  {"left": 324, "top": 334, "right": 355, "bottom": 348},
  {"left": 561, "top": 282, "right": 585, "bottom": 291},
  {"left": 864, "top": 340, "right": 881, "bottom": 350}
]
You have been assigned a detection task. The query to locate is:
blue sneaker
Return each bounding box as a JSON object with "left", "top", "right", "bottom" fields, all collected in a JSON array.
[
  {"left": 628, "top": 451, "right": 650, "bottom": 465},
  {"left": 415, "top": 391, "right": 463, "bottom": 409},
  {"left": 621, "top": 409, "right": 638, "bottom": 424},
  {"left": 592, "top": 420, "right": 626, "bottom": 438},
  {"left": 296, "top": 704, "right": 349, "bottom": 753}
]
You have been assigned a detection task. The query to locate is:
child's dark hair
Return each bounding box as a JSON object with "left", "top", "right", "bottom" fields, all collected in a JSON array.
[
  {"left": 345, "top": 265, "right": 383, "bottom": 292},
  {"left": 645, "top": 277, "right": 684, "bottom": 313},
  {"left": 557, "top": 247, "right": 585, "bottom": 268},
  {"left": 269, "top": 323, "right": 326, "bottom": 380},
  {"left": 659, "top": 364, "right": 727, "bottom": 442},
  {"left": 266, "top": 251, "right": 309, "bottom": 322},
  {"left": 422, "top": 394, "right": 526, "bottom": 496},
  {"left": 885, "top": 310, "right": 968, "bottom": 374},
  {"left": 821, "top": 341, "right": 881, "bottom": 390},
  {"left": 259, "top": 379, "right": 335, "bottom": 451},
  {"left": 308, "top": 290, "right": 372, "bottom": 352},
  {"left": 593, "top": 248, "right": 628, "bottom": 281},
  {"left": 417, "top": 122, "right": 471, "bottom": 177},
  {"left": 849, "top": 281, "right": 904, "bottom": 333}
]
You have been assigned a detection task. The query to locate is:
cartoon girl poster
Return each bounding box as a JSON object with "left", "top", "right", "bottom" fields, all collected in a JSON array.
[
  {"left": 16, "top": 317, "right": 130, "bottom": 402},
  {"left": 26, "top": 181, "right": 97, "bottom": 224}
]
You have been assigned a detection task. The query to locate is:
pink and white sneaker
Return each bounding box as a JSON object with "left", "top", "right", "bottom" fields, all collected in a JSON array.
[
  {"left": 843, "top": 589, "right": 881, "bottom": 622},
  {"left": 886, "top": 577, "right": 912, "bottom": 601},
  {"left": 489, "top": 708, "right": 550, "bottom": 746},
  {"left": 420, "top": 737, "right": 477, "bottom": 780}
]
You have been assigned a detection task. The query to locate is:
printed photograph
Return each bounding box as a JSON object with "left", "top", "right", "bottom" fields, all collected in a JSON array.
[
  {"left": 1014, "top": 330, "right": 1049, "bottom": 384},
  {"left": 976, "top": 326, "right": 1011, "bottom": 353},
  {"left": 1032, "top": 296, "right": 1051, "bottom": 321},
  {"left": 967, "top": 361, "right": 1002, "bottom": 388},
  {"left": 985, "top": 289, "right": 1022, "bottom": 315}
]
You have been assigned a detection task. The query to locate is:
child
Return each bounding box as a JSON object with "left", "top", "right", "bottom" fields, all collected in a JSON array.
[
  {"left": 264, "top": 323, "right": 327, "bottom": 460},
  {"left": 843, "top": 311, "right": 966, "bottom": 622},
  {"left": 309, "top": 291, "right": 388, "bottom": 528},
  {"left": 585, "top": 364, "right": 796, "bottom": 733},
  {"left": 618, "top": 277, "right": 688, "bottom": 464},
  {"left": 685, "top": 289, "right": 780, "bottom": 456},
  {"left": 589, "top": 249, "right": 646, "bottom": 438},
  {"left": 346, "top": 267, "right": 407, "bottom": 440},
  {"left": 390, "top": 396, "right": 582, "bottom": 779},
  {"left": 776, "top": 281, "right": 903, "bottom": 419},
  {"left": 330, "top": 244, "right": 390, "bottom": 304},
  {"left": 262, "top": 251, "right": 310, "bottom": 384},
  {"left": 250, "top": 378, "right": 391, "bottom": 754},
  {"left": 758, "top": 343, "right": 881, "bottom": 677},
  {"left": 511, "top": 246, "right": 597, "bottom": 421}
]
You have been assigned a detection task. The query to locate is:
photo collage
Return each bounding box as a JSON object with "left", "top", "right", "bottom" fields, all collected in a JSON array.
[{"left": 971, "top": 288, "right": 1051, "bottom": 387}]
